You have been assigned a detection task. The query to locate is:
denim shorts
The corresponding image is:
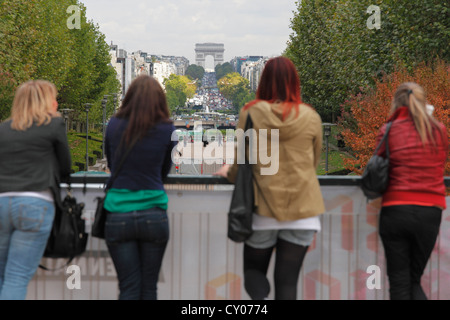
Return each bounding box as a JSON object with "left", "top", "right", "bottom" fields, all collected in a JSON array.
[{"left": 245, "top": 229, "right": 316, "bottom": 249}]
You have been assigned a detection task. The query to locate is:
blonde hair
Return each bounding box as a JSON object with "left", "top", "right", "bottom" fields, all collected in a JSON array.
[
  {"left": 391, "top": 82, "right": 438, "bottom": 145},
  {"left": 10, "top": 80, "right": 59, "bottom": 131}
]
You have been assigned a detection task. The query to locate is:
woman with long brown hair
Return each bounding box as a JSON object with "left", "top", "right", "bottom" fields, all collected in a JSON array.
[
  {"left": 376, "top": 82, "right": 448, "bottom": 299},
  {"left": 103, "top": 75, "right": 176, "bottom": 300},
  {"left": 216, "top": 56, "right": 325, "bottom": 300},
  {"left": 0, "top": 80, "right": 71, "bottom": 300}
]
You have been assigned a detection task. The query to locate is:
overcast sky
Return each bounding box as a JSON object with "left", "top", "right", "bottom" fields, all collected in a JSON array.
[{"left": 80, "top": 0, "right": 298, "bottom": 67}]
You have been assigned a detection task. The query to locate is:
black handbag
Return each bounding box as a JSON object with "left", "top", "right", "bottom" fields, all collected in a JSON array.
[
  {"left": 91, "top": 194, "right": 107, "bottom": 239},
  {"left": 361, "top": 121, "right": 393, "bottom": 200},
  {"left": 91, "top": 137, "right": 138, "bottom": 239},
  {"left": 39, "top": 187, "right": 88, "bottom": 270},
  {"left": 227, "top": 114, "right": 255, "bottom": 243}
]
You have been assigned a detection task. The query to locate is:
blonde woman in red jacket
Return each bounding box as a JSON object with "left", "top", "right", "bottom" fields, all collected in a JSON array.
[{"left": 375, "top": 82, "right": 448, "bottom": 300}]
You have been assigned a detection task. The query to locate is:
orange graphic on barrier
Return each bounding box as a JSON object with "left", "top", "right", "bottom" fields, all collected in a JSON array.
[
  {"left": 305, "top": 270, "right": 341, "bottom": 300},
  {"left": 205, "top": 272, "right": 241, "bottom": 300}
]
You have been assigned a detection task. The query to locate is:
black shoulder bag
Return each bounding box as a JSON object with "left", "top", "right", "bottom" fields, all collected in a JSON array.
[
  {"left": 91, "top": 137, "right": 138, "bottom": 239},
  {"left": 39, "top": 182, "right": 88, "bottom": 270},
  {"left": 361, "top": 121, "right": 393, "bottom": 200},
  {"left": 227, "top": 114, "right": 255, "bottom": 243}
]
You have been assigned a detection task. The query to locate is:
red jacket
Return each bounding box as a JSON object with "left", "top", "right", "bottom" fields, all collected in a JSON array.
[{"left": 376, "top": 107, "right": 448, "bottom": 209}]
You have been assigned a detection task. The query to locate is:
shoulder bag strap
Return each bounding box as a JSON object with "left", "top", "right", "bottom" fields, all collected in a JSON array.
[
  {"left": 244, "top": 113, "right": 254, "bottom": 165},
  {"left": 245, "top": 112, "right": 253, "bottom": 131},
  {"left": 374, "top": 121, "right": 392, "bottom": 158}
]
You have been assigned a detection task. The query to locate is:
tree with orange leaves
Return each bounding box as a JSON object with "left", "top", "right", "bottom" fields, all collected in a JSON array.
[{"left": 338, "top": 59, "right": 449, "bottom": 177}]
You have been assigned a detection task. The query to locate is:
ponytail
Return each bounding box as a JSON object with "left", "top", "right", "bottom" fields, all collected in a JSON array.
[{"left": 391, "top": 82, "right": 439, "bottom": 145}]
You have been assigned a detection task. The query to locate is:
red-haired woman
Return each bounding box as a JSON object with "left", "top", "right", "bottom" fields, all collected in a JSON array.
[
  {"left": 215, "top": 56, "right": 325, "bottom": 300},
  {"left": 104, "top": 75, "right": 176, "bottom": 300}
]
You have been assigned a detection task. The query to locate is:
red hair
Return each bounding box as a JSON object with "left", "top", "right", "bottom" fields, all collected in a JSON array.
[{"left": 243, "top": 56, "right": 302, "bottom": 120}]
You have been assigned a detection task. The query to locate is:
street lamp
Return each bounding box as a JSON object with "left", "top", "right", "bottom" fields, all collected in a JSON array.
[
  {"left": 102, "top": 95, "right": 110, "bottom": 159},
  {"left": 85, "top": 103, "right": 92, "bottom": 172},
  {"left": 60, "top": 108, "right": 73, "bottom": 133},
  {"left": 322, "top": 123, "right": 336, "bottom": 175},
  {"left": 110, "top": 93, "right": 118, "bottom": 115}
]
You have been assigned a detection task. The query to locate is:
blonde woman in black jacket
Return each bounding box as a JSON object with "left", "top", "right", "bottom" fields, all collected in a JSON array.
[{"left": 0, "top": 80, "right": 72, "bottom": 300}]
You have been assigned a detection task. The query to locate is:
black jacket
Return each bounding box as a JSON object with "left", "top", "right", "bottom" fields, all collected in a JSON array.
[
  {"left": 105, "top": 116, "right": 176, "bottom": 191},
  {"left": 0, "top": 116, "right": 72, "bottom": 208}
]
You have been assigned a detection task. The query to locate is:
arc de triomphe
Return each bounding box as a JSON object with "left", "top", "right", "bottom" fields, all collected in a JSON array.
[{"left": 195, "top": 43, "right": 225, "bottom": 68}]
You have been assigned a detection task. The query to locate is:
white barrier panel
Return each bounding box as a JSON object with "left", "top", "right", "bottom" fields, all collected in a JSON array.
[{"left": 27, "top": 185, "right": 450, "bottom": 300}]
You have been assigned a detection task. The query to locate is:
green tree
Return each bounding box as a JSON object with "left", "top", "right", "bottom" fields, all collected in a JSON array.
[
  {"left": 185, "top": 64, "right": 205, "bottom": 81},
  {"left": 64, "top": 15, "right": 120, "bottom": 125},
  {"left": 58, "top": 3, "right": 97, "bottom": 122},
  {"left": 0, "top": 1, "right": 38, "bottom": 78},
  {"left": 0, "top": 0, "right": 44, "bottom": 113},
  {"left": 0, "top": 0, "right": 120, "bottom": 125},
  {"left": 56, "top": 3, "right": 120, "bottom": 126},
  {"left": 217, "top": 72, "right": 255, "bottom": 113},
  {"left": 30, "top": 0, "right": 77, "bottom": 90},
  {"left": 0, "top": 68, "right": 16, "bottom": 120},
  {"left": 285, "top": 0, "right": 338, "bottom": 121},
  {"left": 384, "top": 0, "right": 449, "bottom": 66},
  {"left": 285, "top": 0, "right": 449, "bottom": 122},
  {"left": 164, "top": 74, "right": 196, "bottom": 114},
  {"left": 215, "top": 62, "right": 233, "bottom": 80}
]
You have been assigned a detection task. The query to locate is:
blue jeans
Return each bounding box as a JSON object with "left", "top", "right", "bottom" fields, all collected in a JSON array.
[
  {"left": 105, "top": 207, "right": 169, "bottom": 300},
  {"left": 0, "top": 196, "right": 55, "bottom": 300}
]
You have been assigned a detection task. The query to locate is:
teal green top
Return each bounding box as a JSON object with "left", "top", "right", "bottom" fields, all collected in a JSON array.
[{"left": 104, "top": 189, "right": 168, "bottom": 212}]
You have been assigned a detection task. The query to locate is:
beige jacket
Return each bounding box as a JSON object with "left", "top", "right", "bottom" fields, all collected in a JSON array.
[{"left": 227, "top": 101, "right": 325, "bottom": 221}]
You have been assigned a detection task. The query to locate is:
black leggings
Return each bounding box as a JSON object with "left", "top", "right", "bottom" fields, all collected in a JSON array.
[
  {"left": 379, "top": 205, "right": 442, "bottom": 300},
  {"left": 243, "top": 239, "right": 308, "bottom": 300}
]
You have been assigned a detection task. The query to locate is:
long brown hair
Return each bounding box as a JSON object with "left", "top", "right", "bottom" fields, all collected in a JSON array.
[
  {"left": 115, "top": 75, "right": 171, "bottom": 144},
  {"left": 10, "top": 80, "right": 59, "bottom": 131},
  {"left": 391, "top": 82, "right": 440, "bottom": 145},
  {"left": 244, "top": 56, "right": 302, "bottom": 120}
]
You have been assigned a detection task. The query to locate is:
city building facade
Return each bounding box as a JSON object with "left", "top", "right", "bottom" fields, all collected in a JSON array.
[
  {"left": 240, "top": 58, "right": 268, "bottom": 92},
  {"left": 109, "top": 42, "right": 189, "bottom": 94}
]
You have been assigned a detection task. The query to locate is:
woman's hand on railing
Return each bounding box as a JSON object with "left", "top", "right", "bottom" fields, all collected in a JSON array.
[{"left": 214, "top": 164, "right": 230, "bottom": 178}]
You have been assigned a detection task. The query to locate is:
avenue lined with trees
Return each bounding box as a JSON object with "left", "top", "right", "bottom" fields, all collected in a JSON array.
[
  {"left": 0, "top": 0, "right": 448, "bottom": 177},
  {"left": 166, "top": 62, "right": 254, "bottom": 115}
]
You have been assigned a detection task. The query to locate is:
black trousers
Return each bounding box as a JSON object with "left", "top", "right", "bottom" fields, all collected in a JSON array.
[{"left": 379, "top": 205, "right": 442, "bottom": 300}]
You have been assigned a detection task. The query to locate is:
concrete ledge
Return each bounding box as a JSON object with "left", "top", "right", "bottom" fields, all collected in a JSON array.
[{"left": 69, "top": 173, "right": 450, "bottom": 187}]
